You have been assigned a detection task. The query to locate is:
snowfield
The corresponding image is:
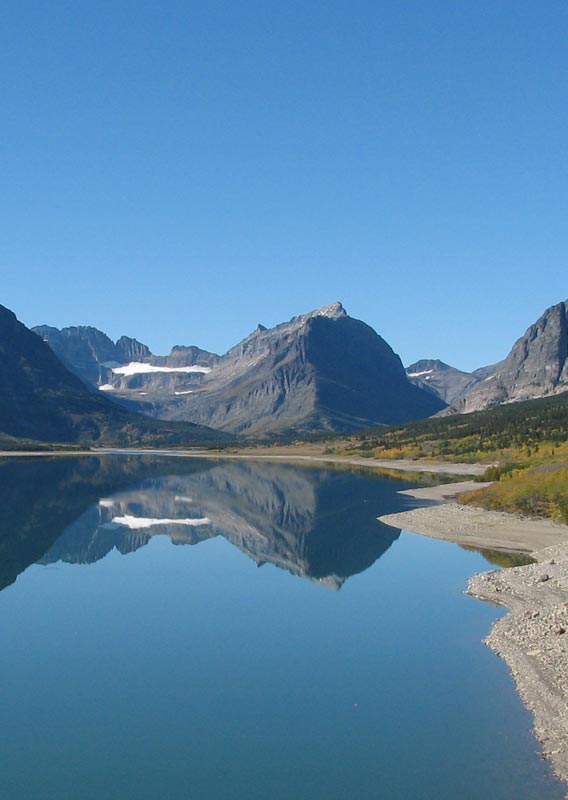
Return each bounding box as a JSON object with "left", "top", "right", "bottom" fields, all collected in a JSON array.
[{"left": 111, "top": 362, "right": 212, "bottom": 376}]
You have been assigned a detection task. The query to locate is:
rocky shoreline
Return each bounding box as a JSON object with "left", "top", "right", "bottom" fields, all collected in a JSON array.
[
  {"left": 468, "top": 543, "right": 568, "bottom": 791},
  {"left": 381, "top": 494, "right": 568, "bottom": 793}
]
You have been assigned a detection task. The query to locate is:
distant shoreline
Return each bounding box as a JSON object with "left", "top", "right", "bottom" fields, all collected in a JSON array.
[{"left": 0, "top": 447, "right": 490, "bottom": 476}]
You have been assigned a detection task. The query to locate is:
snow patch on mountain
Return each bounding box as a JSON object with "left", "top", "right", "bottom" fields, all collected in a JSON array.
[{"left": 111, "top": 362, "right": 212, "bottom": 376}]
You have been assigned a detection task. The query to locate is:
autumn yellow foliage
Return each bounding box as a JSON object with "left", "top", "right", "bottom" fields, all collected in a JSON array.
[{"left": 460, "top": 466, "right": 568, "bottom": 523}]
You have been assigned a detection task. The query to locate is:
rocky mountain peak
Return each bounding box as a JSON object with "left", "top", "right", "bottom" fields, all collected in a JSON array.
[
  {"left": 443, "top": 299, "right": 568, "bottom": 414},
  {"left": 313, "top": 300, "right": 347, "bottom": 319},
  {"left": 405, "top": 358, "right": 482, "bottom": 406},
  {"left": 32, "top": 324, "right": 119, "bottom": 384},
  {"left": 274, "top": 301, "right": 348, "bottom": 338},
  {"left": 115, "top": 336, "right": 151, "bottom": 362},
  {"left": 293, "top": 300, "right": 347, "bottom": 325},
  {"left": 407, "top": 359, "right": 451, "bottom": 376}
]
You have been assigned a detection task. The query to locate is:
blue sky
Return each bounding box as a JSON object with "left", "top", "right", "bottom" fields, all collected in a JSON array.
[{"left": 2, "top": 1, "right": 567, "bottom": 371}]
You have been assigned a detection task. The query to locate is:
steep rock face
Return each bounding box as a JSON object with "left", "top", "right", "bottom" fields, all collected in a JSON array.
[
  {"left": 0, "top": 305, "right": 226, "bottom": 444},
  {"left": 0, "top": 307, "right": 124, "bottom": 441},
  {"left": 33, "top": 325, "right": 120, "bottom": 385},
  {"left": 406, "top": 359, "right": 482, "bottom": 406},
  {"left": 471, "top": 362, "right": 503, "bottom": 382},
  {"left": 446, "top": 300, "right": 568, "bottom": 414},
  {"left": 143, "top": 302, "right": 445, "bottom": 434},
  {"left": 115, "top": 336, "right": 151, "bottom": 362},
  {"left": 33, "top": 324, "right": 219, "bottom": 394}
]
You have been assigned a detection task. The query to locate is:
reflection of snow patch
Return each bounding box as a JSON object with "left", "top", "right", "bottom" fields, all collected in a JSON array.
[
  {"left": 174, "top": 390, "right": 194, "bottom": 395},
  {"left": 174, "top": 496, "right": 194, "bottom": 503},
  {"left": 99, "top": 384, "right": 115, "bottom": 391},
  {"left": 98, "top": 498, "right": 116, "bottom": 508},
  {"left": 105, "top": 515, "right": 211, "bottom": 529},
  {"left": 112, "top": 362, "right": 211, "bottom": 376}
]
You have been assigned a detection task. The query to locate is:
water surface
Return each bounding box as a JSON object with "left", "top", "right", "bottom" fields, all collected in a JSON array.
[{"left": 0, "top": 456, "right": 563, "bottom": 799}]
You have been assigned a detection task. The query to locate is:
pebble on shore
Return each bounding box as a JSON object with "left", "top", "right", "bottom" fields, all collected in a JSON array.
[{"left": 468, "top": 542, "right": 568, "bottom": 791}]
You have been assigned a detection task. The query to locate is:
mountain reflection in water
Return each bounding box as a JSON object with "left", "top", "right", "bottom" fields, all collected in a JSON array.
[{"left": 0, "top": 456, "right": 418, "bottom": 592}]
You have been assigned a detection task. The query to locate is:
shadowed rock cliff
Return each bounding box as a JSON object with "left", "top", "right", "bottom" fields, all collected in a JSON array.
[{"left": 443, "top": 300, "right": 568, "bottom": 414}]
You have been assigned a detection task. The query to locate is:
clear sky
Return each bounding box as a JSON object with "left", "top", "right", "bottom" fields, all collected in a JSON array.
[{"left": 2, "top": 1, "right": 567, "bottom": 371}]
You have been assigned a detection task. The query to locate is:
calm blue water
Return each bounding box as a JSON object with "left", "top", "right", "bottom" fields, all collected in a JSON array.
[{"left": 0, "top": 456, "right": 564, "bottom": 799}]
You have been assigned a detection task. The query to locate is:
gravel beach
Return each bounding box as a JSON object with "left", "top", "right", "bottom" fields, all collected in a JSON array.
[
  {"left": 380, "top": 493, "right": 568, "bottom": 792},
  {"left": 468, "top": 543, "right": 568, "bottom": 790}
]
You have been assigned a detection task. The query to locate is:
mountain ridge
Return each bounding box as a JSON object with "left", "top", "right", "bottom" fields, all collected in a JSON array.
[
  {"left": 0, "top": 304, "right": 229, "bottom": 445},
  {"left": 441, "top": 300, "right": 568, "bottom": 415},
  {"left": 35, "top": 301, "right": 445, "bottom": 435},
  {"left": 15, "top": 296, "right": 568, "bottom": 437},
  {"left": 405, "top": 358, "right": 483, "bottom": 406}
]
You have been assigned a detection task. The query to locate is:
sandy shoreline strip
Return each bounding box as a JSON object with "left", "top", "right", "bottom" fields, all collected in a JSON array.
[{"left": 379, "top": 501, "right": 568, "bottom": 553}]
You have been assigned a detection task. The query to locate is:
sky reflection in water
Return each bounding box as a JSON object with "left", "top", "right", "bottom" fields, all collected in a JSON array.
[{"left": 0, "top": 456, "right": 563, "bottom": 800}]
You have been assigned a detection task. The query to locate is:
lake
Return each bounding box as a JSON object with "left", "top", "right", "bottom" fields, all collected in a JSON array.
[{"left": 0, "top": 455, "right": 564, "bottom": 799}]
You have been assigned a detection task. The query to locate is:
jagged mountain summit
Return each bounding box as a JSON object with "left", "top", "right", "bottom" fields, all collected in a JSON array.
[
  {"left": 181, "top": 301, "right": 445, "bottom": 434},
  {"left": 442, "top": 299, "right": 568, "bottom": 414},
  {"left": 33, "top": 323, "right": 219, "bottom": 387},
  {"left": 25, "top": 296, "right": 568, "bottom": 435},
  {"left": 405, "top": 359, "right": 483, "bottom": 406},
  {"left": 37, "top": 301, "right": 445, "bottom": 435},
  {"left": 0, "top": 304, "right": 227, "bottom": 445}
]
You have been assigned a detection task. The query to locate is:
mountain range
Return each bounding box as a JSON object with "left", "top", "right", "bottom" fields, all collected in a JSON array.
[
  {"left": 405, "top": 359, "right": 503, "bottom": 408},
  {"left": 1, "top": 297, "right": 567, "bottom": 445},
  {"left": 406, "top": 299, "right": 568, "bottom": 415},
  {"left": 33, "top": 323, "right": 218, "bottom": 386},
  {"left": 33, "top": 301, "right": 445, "bottom": 436},
  {"left": 441, "top": 300, "right": 568, "bottom": 414},
  {"left": 0, "top": 303, "right": 228, "bottom": 446}
]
